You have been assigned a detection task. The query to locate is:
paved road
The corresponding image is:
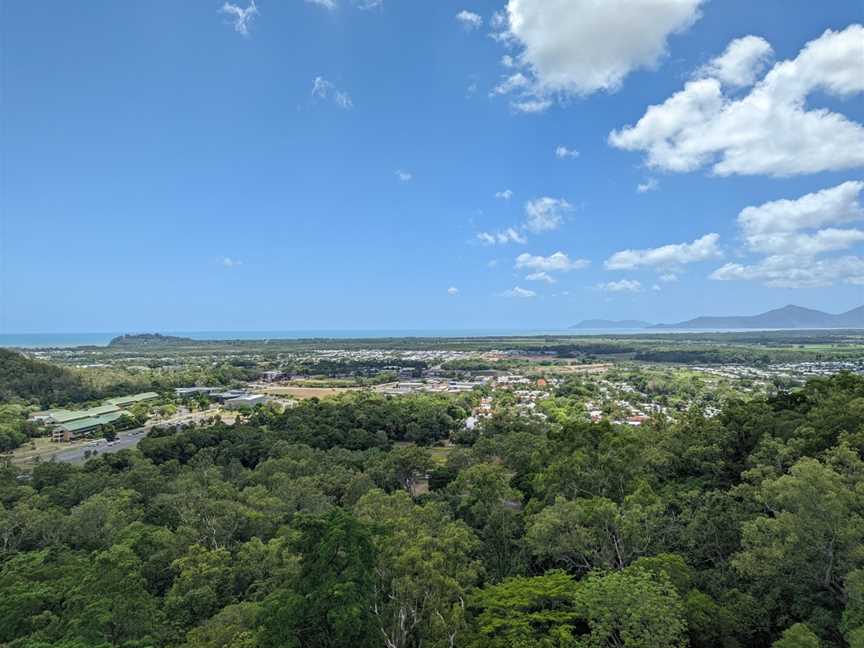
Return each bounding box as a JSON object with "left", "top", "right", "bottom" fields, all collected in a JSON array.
[{"left": 49, "top": 412, "right": 221, "bottom": 465}]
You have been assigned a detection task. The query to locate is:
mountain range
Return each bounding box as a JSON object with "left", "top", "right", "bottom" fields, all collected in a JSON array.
[{"left": 572, "top": 305, "right": 864, "bottom": 331}]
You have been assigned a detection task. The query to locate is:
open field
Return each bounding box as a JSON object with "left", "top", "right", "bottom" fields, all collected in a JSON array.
[{"left": 259, "top": 385, "right": 360, "bottom": 399}]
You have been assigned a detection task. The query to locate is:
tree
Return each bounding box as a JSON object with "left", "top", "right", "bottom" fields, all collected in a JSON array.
[
  {"left": 448, "top": 463, "right": 524, "bottom": 581},
  {"left": 733, "top": 454, "right": 864, "bottom": 623},
  {"left": 184, "top": 602, "right": 260, "bottom": 648},
  {"left": 258, "top": 509, "right": 378, "bottom": 648},
  {"left": 575, "top": 567, "right": 687, "bottom": 648},
  {"left": 164, "top": 544, "right": 233, "bottom": 635},
  {"left": 771, "top": 623, "right": 821, "bottom": 648},
  {"left": 375, "top": 446, "right": 434, "bottom": 496},
  {"left": 469, "top": 567, "right": 686, "bottom": 648},
  {"left": 525, "top": 487, "right": 668, "bottom": 573},
  {"left": 468, "top": 570, "right": 582, "bottom": 648},
  {"left": 355, "top": 489, "right": 481, "bottom": 648},
  {"left": 65, "top": 544, "right": 163, "bottom": 646}
]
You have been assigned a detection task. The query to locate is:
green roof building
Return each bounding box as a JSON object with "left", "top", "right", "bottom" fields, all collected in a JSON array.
[{"left": 105, "top": 392, "right": 159, "bottom": 407}]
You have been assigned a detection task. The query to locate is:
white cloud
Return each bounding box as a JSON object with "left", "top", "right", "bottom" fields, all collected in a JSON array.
[
  {"left": 525, "top": 271, "right": 556, "bottom": 283},
  {"left": 456, "top": 10, "right": 483, "bottom": 31},
  {"left": 516, "top": 251, "right": 590, "bottom": 272},
  {"left": 447, "top": 287, "right": 459, "bottom": 295},
  {"left": 352, "top": 0, "right": 383, "bottom": 9},
  {"left": 306, "top": 0, "right": 337, "bottom": 9},
  {"left": 491, "top": 0, "right": 703, "bottom": 111},
  {"left": 555, "top": 145, "right": 579, "bottom": 159},
  {"left": 659, "top": 272, "right": 678, "bottom": 282},
  {"left": 511, "top": 98, "right": 553, "bottom": 114},
  {"left": 311, "top": 77, "right": 353, "bottom": 109},
  {"left": 524, "top": 197, "right": 572, "bottom": 233},
  {"left": 305, "top": 0, "right": 380, "bottom": 9},
  {"left": 499, "top": 286, "right": 537, "bottom": 298},
  {"left": 596, "top": 279, "right": 642, "bottom": 293},
  {"left": 738, "top": 181, "right": 864, "bottom": 241},
  {"left": 220, "top": 1, "right": 259, "bottom": 36},
  {"left": 637, "top": 178, "right": 659, "bottom": 193},
  {"left": 478, "top": 228, "right": 527, "bottom": 245},
  {"left": 605, "top": 233, "right": 721, "bottom": 270},
  {"left": 711, "top": 181, "right": 864, "bottom": 287},
  {"left": 477, "top": 196, "right": 573, "bottom": 247},
  {"left": 610, "top": 25, "right": 864, "bottom": 177},
  {"left": 222, "top": 257, "right": 243, "bottom": 268},
  {"left": 695, "top": 35, "right": 774, "bottom": 87},
  {"left": 395, "top": 170, "right": 413, "bottom": 182},
  {"left": 711, "top": 255, "right": 864, "bottom": 289}
]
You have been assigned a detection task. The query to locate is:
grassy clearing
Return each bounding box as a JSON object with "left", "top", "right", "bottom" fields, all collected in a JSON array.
[{"left": 260, "top": 385, "right": 360, "bottom": 399}]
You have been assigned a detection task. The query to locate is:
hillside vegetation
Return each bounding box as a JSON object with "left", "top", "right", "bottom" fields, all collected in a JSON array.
[{"left": 0, "top": 374, "right": 863, "bottom": 646}]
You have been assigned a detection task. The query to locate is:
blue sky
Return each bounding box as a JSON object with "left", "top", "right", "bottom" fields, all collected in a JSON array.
[{"left": 3, "top": 0, "right": 864, "bottom": 332}]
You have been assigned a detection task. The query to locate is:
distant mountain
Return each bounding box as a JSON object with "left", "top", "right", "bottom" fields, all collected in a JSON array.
[
  {"left": 570, "top": 319, "right": 652, "bottom": 330},
  {"left": 108, "top": 333, "right": 193, "bottom": 347},
  {"left": 652, "top": 305, "right": 864, "bottom": 330}
]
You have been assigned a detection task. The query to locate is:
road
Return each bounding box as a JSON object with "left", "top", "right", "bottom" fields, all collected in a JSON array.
[{"left": 46, "top": 411, "right": 224, "bottom": 465}]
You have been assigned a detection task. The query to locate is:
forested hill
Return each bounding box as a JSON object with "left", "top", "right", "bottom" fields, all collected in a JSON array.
[
  {"left": 108, "top": 333, "right": 194, "bottom": 347},
  {"left": 1, "top": 373, "right": 863, "bottom": 647},
  {"left": 653, "top": 304, "right": 864, "bottom": 329},
  {"left": 0, "top": 348, "right": 97, "bottom": 406}
]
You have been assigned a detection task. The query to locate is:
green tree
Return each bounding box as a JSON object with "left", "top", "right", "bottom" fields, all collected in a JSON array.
[
  {"left": 355, "top": 489, "right": 481, "bottom": 648},
  {"left": 448, "top": 463, "right": 524, "bottom": 581},
  {"left": 258, "top": 509, "right": 378, "bottom": 648},
  {"left": 65, "top": 544, "right": 163, "bottom": 646},
  {"left": 771, "top": 623, "right": 821, "bottom": 648},
  {"left": 468, "top": 570, "right": 582, "bottom": 648}
]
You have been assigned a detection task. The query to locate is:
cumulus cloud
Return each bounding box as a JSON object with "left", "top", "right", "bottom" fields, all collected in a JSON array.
[
  {"left": 596, "top": 279, "right": 642, "bottom": 293},
  {"left": 456, "top": 10, "right": 483, "bottom": 30},
  {"left": 525, "top": 271, "right": 556, "bottom": 284},
  {"left": 499, "top": 286, "right": 537, "bottom": 298},
  {"left": 605, "top": 233, "right": 722, "bottom": 270},
  {"left": 711, "top": 255, "right": 864, "bottom": 289},
  {"left": 491, "top": 0, "right": 703, "bottom": 111},
  {"left": 524, "top": 197, "right": 572, "bottom": 233},
  {"left": 711, "top": 181, "right": 864, "bottom": 287},
  {"left": 695, "top": 35, "right": 774, "bottom": 87},
  {"left": 477, "top": 196, "right": 573, "bottom": 246},
  {"left": 555, "top": 146, "right": 579, "bottom": 159},
  {"left": 516, "top": 251, "right": 590, "bottom": 272},
  {"left": 222, "top": 257, "right": 243, "bottom": 268},
  {"left": 637, "top": 178, "right": 659, "bottom": 193},
  {"left": 609, "top": 25, "right": 864, "bottom": 176},
  {"left": 395, "top": 170, "right": 413, "bottom": 182},
  {"left": 306, "top": 0, "right": 337, "bottom": 9},
  {"left": 477, "top": 228, "right": 527, "bottom": 245},
  {"left": 311, "top": 77, "right": 353, "bottom": 109},
  {"left": 447, "top": 287, "right": 459, "bottom": 295},
  {"left": 220, "top": 1, "right": 258, "bottom": 36}
]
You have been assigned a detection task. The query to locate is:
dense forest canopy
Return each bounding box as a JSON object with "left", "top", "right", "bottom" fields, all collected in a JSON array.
[{"left": 1, "top": 372, "right": 863, "bottom": 646}]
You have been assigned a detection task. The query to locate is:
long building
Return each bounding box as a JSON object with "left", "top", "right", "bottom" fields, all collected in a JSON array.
[{"left": 38, "top": 391, "right": 159, "bottom": 442}]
